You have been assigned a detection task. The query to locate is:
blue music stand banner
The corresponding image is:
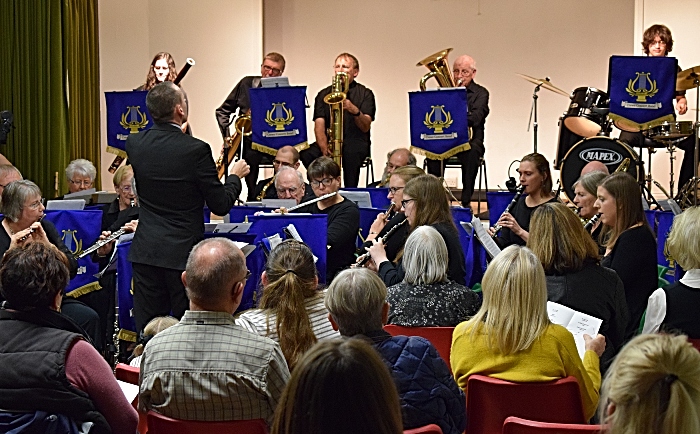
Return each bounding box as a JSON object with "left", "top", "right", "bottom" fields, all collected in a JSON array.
[
  {"left": 250, "top": 86, "right": 308, "bottom": 156},
  {"left": 409, "top": 88, "right": 469, "bottom": 160},
  {"left": 44, "top": 210, "right": 102, "bottom": 298},
  {"left": 608, "top": 56, "right": 677, "bottom": 131},
  {"left": 105, "top": 90, "right": 153, "bottom": 157},
  {"left": 116, "top": 240, "right": 137, "bottom": 342}
]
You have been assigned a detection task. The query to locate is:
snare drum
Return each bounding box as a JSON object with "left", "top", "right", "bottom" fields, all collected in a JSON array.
[
  {"left": 563, "top": 87, "right": 610, "bottom": 137},
  {"left": 646, "top": 121, "right": 695, "bottom": 140},
  {"left": 559, "top": 137, "right": 643, "bottom": 201}
]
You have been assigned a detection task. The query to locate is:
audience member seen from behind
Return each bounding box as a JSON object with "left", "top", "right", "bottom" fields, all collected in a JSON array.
[
  {"left": 0, "top": 243, "right": 138, "bottom": 433},
  {"left": 528, "top": 202, "right": 628, "bottom": 369},
  {"left": 139, "top": 238, "right": 290, "bottom": 424},
  {"left": 271, "top": 339, "right": 403, "bottom": 434},
  {"left": 599, "top": 333, "right": 700, "bottom": 434},
  {"left": 64, "top": 158, "right": 97, "bottom": 194},
  {"left": 595, "top": 172, "right": 657, "bottom": 339},
  {"left": 237, "top": 240, "right": 339, "bottom": 369},
  {"left": 643, "top": 206, "right": 700, "bottom": 336},
  {"left": 129, "top": 316, "right": 178, "bottom": 367},
  {"left": 325, "top": 268, "right": 466, "bottom": 434},
  {"left": 368, "top": 174, "right": 466, "bottom": 286},
  {"left": 451, "top": 245, "right": 605, "bottom": 420},
  {"left": 387, "top": 225, "right": 480, "bottom": 327}
]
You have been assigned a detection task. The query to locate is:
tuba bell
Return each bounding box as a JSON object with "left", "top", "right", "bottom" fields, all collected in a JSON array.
[
  {"left": 417, "top": 48, "right": 457, "bottom": 90},
  {"left": 324, "top": 72, "right": 349, "bottom": 168},
  {"left": 216, "top": 112, "right": 252, "bottom": 179}
]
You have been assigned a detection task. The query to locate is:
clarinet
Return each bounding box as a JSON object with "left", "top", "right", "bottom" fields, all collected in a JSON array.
[
  {"left": 355, "top": 218, "right": 408, "bottom": 267},
  {"left": 584, "top": 213, "right": 601, "bottom": 232},
  {"left": 491, "top": 185, "right": 526, "bottom": 239}
]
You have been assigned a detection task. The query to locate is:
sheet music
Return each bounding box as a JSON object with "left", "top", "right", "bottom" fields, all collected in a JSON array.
[
  {"left": 547, "top": 301, "right": 602, "bottom": 359},
  {"left": 286, "top": 224, "right": 318, "bottom": 263},
  {"left": 463, "top": 217, "right": 501, "bottom": 258},
  {"left": 117, "top": 379, "right": 140, "bottom": 405}
]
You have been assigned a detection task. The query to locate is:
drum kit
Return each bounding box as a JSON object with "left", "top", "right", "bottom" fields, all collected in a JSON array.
[{"left": 518, "top": 66, "right": 700, "bottom": 209}]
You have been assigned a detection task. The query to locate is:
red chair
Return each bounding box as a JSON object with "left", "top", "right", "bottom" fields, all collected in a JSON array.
[
  {"left": 384, "top": 325, "right": 454, "bottom": 370},
  {"left": 115, "top": 363, "right": 148, "bottom": 434},
  {"left": 687, "top": 338, "right": 700, "bottom": 351},
  {"left": 147, "top": 411, "right": 268, "bottom": 434},
  {"left": 503, "top": 416, "right": 602, "bottom": 433},
  {"left": 404, "top": 424, "right": 443, "bottom": 433},
  {"left": 466, "top": 375, "right": 586, "bottom": 434}
]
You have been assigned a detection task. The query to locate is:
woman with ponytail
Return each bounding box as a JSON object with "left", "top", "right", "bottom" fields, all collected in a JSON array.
[{"left": 237, "top": 240, "right": 339, "bottom": 369}]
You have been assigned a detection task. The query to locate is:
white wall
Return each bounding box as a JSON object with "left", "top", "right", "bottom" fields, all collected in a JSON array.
[
  {"left": 98, "top": 0, "right": 263, "bottom": 192},
  {"left": 264, "top": 0, "right": 635, "bottom": 190}
]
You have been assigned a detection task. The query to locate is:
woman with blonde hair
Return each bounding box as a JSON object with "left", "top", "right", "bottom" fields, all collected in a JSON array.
[
  {"left": 599, "top": 333, "right": 700, "bottom": 434},
  {"left": 643, "top": 206, "right": 700, "bottom": 336},
  {"left": 595, "top": 172, "right": 656, "bottom": 339},
  {"left": 129, "top": 316, "right": 178, "bottom": 367},
  {"left": 271, "top": 339, "right": 403, "bottom": 434},
  {"left": 528, "top": 202, "right": 628, "bottom": 368},
  {"left": 451, "top": 245, "right": 606, "bottom": 420},
  {"left": 237, "top": 240, "right": 339, "bottom": 369}
]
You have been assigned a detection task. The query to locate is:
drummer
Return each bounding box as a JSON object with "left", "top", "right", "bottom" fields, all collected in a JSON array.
[{"left": 618, "top": 24, "right": 694, "bottom": 193}]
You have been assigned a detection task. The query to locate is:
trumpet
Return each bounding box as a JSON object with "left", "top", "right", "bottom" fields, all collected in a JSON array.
[
  {"left": 491, "top": 185, "right": 526, "bottom": 239},
  {"left": 355, "top": 218, "right": 408, "bottom": 267},
  {"left": 216, "top": 112, "right": 251, "bottom": 179},
  {"left": 324, "top": 72, "right": 349, "bottom": 168}
]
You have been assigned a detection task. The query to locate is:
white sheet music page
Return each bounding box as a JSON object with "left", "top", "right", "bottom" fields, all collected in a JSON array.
[
  {"left": 547, "top": 301, "right": 602, "bottom": 359},
  {"left": 465, "top": 217, "right": 501, "bottom": 258}
]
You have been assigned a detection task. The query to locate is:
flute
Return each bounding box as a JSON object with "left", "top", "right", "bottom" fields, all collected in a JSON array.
[
  {"left": 77, "top": 227, "right": 131, "bottom": 259},
  {"left": 491, "top": 185, "right": 526, "bottom": 239},
  {"left": 17, "top": 214, "right": 45, "bottom": 242},
  {"left": 281, "top": 192, "right": 337, "bottom": 213},
  {"left": 355, "top": 218, "right": 408, "bottom": 267}
]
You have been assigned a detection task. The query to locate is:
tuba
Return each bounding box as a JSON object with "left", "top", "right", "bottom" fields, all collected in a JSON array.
[
  {"left": 216, "top": 112, "right": 251, "bottom": 179},
  {"left": 417, "top": 48, "right": 457, "bottom": 90},
  {"left": 324, "top": 72, "right": 349, "bottom": 168}
]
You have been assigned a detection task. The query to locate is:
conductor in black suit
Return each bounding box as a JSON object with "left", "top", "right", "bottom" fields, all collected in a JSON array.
[{"left": 126, "top": 82, "right": 250, "bottom": 334}]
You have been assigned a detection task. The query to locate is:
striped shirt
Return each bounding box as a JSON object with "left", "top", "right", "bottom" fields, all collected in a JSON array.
[{"left": 139, "top": 310, "right": 290, "bottom": 423}]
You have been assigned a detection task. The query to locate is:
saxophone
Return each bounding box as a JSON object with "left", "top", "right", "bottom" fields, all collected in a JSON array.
[
  {"left": 256, "top": 175, "right": 276, "bottom": 201},
  {"left": 324, "top": 72, "right": 349, "bottom": 168},
  {"left": 216, "top": 111, "right": 251, "bottom": 179}
]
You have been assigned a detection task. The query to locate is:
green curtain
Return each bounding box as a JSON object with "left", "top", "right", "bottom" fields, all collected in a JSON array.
[{"left": 0, "top": 0, "right": 100, "bottom": 198}]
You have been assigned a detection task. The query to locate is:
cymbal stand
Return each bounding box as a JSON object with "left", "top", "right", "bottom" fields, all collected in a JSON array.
[
  {"left": 527, "top": 82, "right": 544, "bottom": 153},
  {"left": 637, "top": 151, "right": 663, "bottom": 210}
]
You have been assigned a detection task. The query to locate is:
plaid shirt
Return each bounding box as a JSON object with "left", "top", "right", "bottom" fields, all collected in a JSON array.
[{"left": 139, "top": 310, "right": 290, "bottom": 423}]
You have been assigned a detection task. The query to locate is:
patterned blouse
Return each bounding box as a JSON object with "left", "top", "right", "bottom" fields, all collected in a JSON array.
[{"left": 387, "top": 281, "right": 481, "bottom": 327}]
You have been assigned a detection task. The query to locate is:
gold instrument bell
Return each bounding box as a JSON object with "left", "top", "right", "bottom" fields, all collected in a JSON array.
[
  {"left": 216, "top": 112, "right": 252, "bottom": 179},
  {"left": 324, "top": 72, "right": 349, "bottom": 168},
  {"left": 417, "top": 48, "right": 457, "bottom": 90}
]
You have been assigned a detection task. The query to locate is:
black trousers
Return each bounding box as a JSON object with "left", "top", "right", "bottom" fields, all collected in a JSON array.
[
  {"left": 300, "top": 142, "right": 370, "bottom": 187},
  {"left": 75, "top": 277, "right": 115, "bottom": 353},
  {"left": 425, "top": 141, "right": 485, "bottom": 207},
  {"left": 61, "top": 298, "right": 101, "bottom": 349},
  {"left": 132, "top": 262, "right": 188, "bottom": 334}
]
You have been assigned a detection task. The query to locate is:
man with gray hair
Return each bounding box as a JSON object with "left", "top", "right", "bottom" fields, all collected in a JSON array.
[
  {"left": 368, "top": 148, "right": 416, "bottom": 187},
  {"left": 274, "top": 165, "right": 315, "bottom": 204},
  {"left": 0, "top": 164, "right": 22, "bottom": 197},
  {"left": 325, "top": 268, "right": 466, "bottom": 434},
  {"left": 139, "top": 237, "right": 290, "bottom": 423}
]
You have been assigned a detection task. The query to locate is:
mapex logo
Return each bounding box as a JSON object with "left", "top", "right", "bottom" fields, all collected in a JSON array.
[{"left": 579, "top": 148, "right": 623, "bottom": 165}]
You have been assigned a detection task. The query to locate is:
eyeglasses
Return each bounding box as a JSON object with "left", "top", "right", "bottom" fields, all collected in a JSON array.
[
  {"left": 389, "top": 186, "right": 404, "bottom": 194},
  {"left": 69, "top": 179, "right": 93, "bottom": 188},
  {"left": 262, "top": 64, "right": 282, "bottom": 75},
  {"left": 25, "top": 198, "right": 45, "bottom": 210},
  {"left": 400, "top": 198, "right": 415, "bottom": 208},
  {"left": 453, "top": 68, "right": 474, "bottom": 75},
  {"left": 273, "top": 159, "right": 294, "bottom": 167},
  {"left": 119, "top": 185, "right": 132, "bottom": 192},
  {"left": 239, "top": 270, "right": 252, "bottom": 284},
  {"left": 277, "top": 187, "right": 299, "bottom": 195},
  {"left": 310, "top": 178, "right": 335, "bottom": 188}
]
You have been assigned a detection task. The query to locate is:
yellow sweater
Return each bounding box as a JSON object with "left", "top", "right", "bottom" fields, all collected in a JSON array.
[{"left": 450, "top": 322, "right": 601, "bottom": 420}]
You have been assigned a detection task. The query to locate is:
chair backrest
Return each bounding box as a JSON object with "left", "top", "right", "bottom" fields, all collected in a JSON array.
[
  {"left": 466, "top": 375, "right": 586, "bottom": 434},
  {"left": 404, "top": 423, "right": 444, "bottom": 434},
  {"left": 147, "top": 411, "right": 268, "bottom": 434},
  {"left": 503, "top": 416, "right": 602, "bottom": 434},
  {"left": 383, "top": 325, "right": 454, "bottom": 371},
  {"left": 115, "top": 363, "right": 140, "bottom": 385},
  {"left": 687, "top": 338, "right": 700, "bottom": 351}
]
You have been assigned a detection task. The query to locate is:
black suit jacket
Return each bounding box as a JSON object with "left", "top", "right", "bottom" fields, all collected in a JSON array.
[{"left": 126, "top": 123, "right": 242, "bottom": 270}]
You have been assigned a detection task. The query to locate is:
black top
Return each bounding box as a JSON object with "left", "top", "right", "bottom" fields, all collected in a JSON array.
[
  {"left": 378, "top": 222, "right": 467, "bottom": 287},
  {"left": 313, "top": 81, "right": 376, "bottom": 148},
  {"left": 661, "top": 281, "right": 700, "bottom": 338},
  {"left": 465, "top": 80, "right": 490, "bottom": 146},
  {"left": 126, "top": 123, "right": 242, "bottom": 270},
  {"left": 294, "top": 198, "right": 360, "bottom": 281},
  {"left": 360, "top": 212, "right": 409, "bottom": 263},
  {"left": 215, "top": 75, "right": 260, "bottom": 139},
  {"left": 254, "top": 177, "right": 315, "bottom": 202},
  {"left": 387, "top": 280, "right": 480, "bottom": 327},
  {"left": 601, "top": 225, "right": 657, "bottom": 339},
  {"left": 495, "top": 195, "right": 559, "bottom": 248},
  {"left": 546, "top": 261, "right": 629, "bottom": 368},
  {"left": 0, "top": 217, "right": 78, "bottom": 278}
]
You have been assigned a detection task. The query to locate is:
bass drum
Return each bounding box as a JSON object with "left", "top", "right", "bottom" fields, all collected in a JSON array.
[{"left": 559, "top": 137, "right": 643, "bottom": 201}]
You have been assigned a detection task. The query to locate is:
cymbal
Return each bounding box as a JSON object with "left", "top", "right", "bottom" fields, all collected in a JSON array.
[
  {"left": 677, "top": 65, "right": 700, "bottom": 91},
  {"left": 516, "top": 73, "right": 569, "bottom": 97}
]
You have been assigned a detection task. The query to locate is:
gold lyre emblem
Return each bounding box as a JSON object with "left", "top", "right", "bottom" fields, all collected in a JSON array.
[
  {"left": 626, "top": 72, "right": 659, "bottom": 102},
  {"left": 424, "top": 105, "right": 453, "bottom": 134},
  {"left": 61, "top": 229, "right": 83, "bottom": 256},
  {"left": 120, "top": 106, "right": 149, "bottom": 134},
  {"left": 265, "top": 102, "right": 294, "bottom": 131}
]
